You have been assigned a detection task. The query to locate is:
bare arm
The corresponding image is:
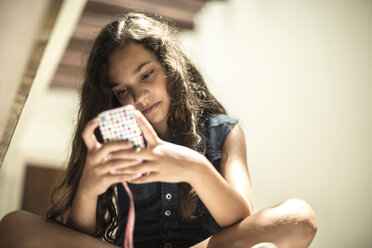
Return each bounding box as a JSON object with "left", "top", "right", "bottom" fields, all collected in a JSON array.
[
  {"left": 188, "top": 123, "right": 253, "bottom": 227},
  {"left": 220, "top": 123, "right": 253, "bottom": 212},
  {"left": 67, "top": 190, "right": 98, "bottom": 235}
]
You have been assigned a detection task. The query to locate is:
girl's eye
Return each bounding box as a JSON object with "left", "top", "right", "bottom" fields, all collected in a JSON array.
[
  {"left": 141, "top": 70, "right": 154, "bottom": 80},
  {"left": 117, "top": 87, "right": 128, "bottom": 96}
]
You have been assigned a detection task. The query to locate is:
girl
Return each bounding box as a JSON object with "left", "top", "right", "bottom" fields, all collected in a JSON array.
[{"left": 0, "top": 13, "right": 317, "bottom": 248}]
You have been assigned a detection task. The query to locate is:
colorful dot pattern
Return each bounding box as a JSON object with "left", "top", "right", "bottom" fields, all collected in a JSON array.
[{"left": 98, "top": 105, "right": 145, "bottom": 148}]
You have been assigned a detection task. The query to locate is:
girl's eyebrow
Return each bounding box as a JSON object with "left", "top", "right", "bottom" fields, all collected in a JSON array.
[
  {"left": 133, "top": 60, "right": 151, "bottom": 75},
  {"left": 108, "top": 81, "right": 119, "bottom": 89},
  {"left": 108, "top": 60, "right": 152, "bottom": 89}
]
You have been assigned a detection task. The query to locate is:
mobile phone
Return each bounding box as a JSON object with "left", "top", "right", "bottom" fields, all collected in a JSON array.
[{"left": 98, "top": 105, "right": 145, "bottom": 148}]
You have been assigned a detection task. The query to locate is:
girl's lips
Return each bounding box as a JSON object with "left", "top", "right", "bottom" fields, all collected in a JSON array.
[{"left": 142, "top": 102, "right": 159, "bottom": 114}]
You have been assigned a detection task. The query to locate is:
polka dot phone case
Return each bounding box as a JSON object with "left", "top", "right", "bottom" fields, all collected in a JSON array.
[{"left": 98, "top": 105, "right": 145, "bottom": 148}]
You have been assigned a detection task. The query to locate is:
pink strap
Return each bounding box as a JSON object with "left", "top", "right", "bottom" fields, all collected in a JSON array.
[{"left": 122, "top": 181, "right": 135, "bottom": 248}]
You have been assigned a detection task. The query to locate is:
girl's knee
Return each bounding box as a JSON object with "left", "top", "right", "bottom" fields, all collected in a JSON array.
[
  {"left": 1, "top": 210, "right": 25, "bottom": 231},
  {"left": 1, "top": 211, "right": 24, "bottom": 247},
  {"left": 282, "top": 199, "right": 317, "bottom": 232},
  {"left": 0, "top": 210, "right": 39, "bottom": 248},
  {"left": 277, "top": 198, "right": 318, "bottom": 246},
  {"left": 1, "top": 210, "right": 35, "bottom": 229}
]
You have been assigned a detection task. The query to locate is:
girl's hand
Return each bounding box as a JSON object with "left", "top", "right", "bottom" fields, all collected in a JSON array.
[
  {"left": 77, "top": 118, "right": 143, "bottom": 197},
  {"left": 109, "top": 110, "right": 210, "bottom": 184}
]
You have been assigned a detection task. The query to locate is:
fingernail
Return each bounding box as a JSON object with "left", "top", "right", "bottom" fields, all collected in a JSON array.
[
  {"left": 110, "top": 169, "right": 116, "bottom": 174},
  {"left": 107, "top": 153, "right": 112, "bottom": 160}
]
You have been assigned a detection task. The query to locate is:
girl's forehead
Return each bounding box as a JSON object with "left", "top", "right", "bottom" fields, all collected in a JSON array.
[{"left": 108, "top": 42, "right": 155, "bottom": 80}]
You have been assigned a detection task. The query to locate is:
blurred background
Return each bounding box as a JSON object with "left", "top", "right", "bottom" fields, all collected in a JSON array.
[{"left": 1, "top": 0, "right": 371, "bottom": 247}]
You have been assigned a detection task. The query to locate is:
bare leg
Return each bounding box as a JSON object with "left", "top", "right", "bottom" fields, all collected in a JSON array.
[
  {"left": 0, "top": 199, "right": 317, "bottom": 248},
  {"left": 191, "top": 199, "right": 318, "bottom": 248},
  {"left": 0, "top": 210, "right": 119, "bottom": 248}
]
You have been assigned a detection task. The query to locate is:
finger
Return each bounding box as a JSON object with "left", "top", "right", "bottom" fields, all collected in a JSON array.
[
  {"left": 100, "top": 158, "right": 143, "bottom": 175},
  {"left": 110, "top": 172, "right": 146, "bottom": 183},
  {"left": 92, "top": 140, "right": 135, "bottom": 164},
  {"left": 129, "top": 172, "right": 159, "bottom": 184},
  {"left": 134, "top": 110, "right": 159, "bottom": 146},
  {"left": 110, "top": 147, "right": 154, "bottom": 160},
  {"left": 113, "top": 161, "right": 157, "bottom": 175},
  {"left": 82, "top": 118, "right": 100, "bottom": 151},
  {"left": 106, "top": 173, "right": 135, "bottom": 184}
]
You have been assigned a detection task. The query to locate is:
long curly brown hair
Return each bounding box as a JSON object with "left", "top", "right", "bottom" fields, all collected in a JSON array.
[{"left": 47, "top": 12, "right": 226, "bottom": 243}]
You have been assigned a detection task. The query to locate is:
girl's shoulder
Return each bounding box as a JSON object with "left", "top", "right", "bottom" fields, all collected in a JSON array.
[
  {"left": 204, "top": 113, "right": 239, "bottom": 147},
  {"left": 203, "top": 113, "right": 239, "bottom": 166},
  {"left": 206, "top": 113, "right": 238, "bottom": 129}
]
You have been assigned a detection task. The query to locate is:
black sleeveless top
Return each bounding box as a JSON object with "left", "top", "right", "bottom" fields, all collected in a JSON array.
[{"left": 114, "top": 114, "right": 238, "bottom": 248}]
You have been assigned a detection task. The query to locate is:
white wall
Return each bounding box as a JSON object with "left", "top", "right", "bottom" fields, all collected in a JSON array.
[
  {"left": 181, "top": 0, "right": 372, "bottom": 247},
  {"left": 1, "top": 0, "right": 371, "bottom": 247}
]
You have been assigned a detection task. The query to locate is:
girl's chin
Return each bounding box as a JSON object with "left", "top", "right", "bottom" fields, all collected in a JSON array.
[{"left": 148, "top": 114, "right": 168, "bottom": 126}]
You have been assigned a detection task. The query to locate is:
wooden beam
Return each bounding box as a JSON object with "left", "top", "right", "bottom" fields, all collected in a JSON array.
[{"left": 0, "top": 0, "right": 62, "bottom": 168}]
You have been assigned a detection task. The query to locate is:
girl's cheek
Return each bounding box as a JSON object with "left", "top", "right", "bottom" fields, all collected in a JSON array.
[
  {"left": 121, "top": 99, "right": 133, "bottom": 106},
  {"left": 117, "top": 94, "right": 134, "bottom": 105},
  {"left": 116, "top": 98, "right": 127, "bottom": 107}
]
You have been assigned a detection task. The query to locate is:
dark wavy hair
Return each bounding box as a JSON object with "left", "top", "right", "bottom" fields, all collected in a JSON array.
[{"left": 47, "top": 12, "right": 226, "bottom": 243}]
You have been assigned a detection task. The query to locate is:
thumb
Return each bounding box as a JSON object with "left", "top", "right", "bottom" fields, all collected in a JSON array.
[
  {"left": 133, "top": 110, "right": 159, "bottom": 146},
  {"left": 82, "top": 118, "right": 101, "bottom": 151}
]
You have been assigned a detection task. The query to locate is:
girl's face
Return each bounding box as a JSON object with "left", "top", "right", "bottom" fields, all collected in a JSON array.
[
  {"left": 108, "top": 42, "right": 171, "bottom": 136},
  {"left": 109, "top": 42, "right": 171, "bottom": 137}
]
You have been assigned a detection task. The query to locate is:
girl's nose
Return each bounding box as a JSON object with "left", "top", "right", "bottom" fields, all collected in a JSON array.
[{"left": 132, "top": 87, "right": 150, "bottom": 107}]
